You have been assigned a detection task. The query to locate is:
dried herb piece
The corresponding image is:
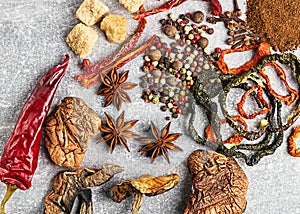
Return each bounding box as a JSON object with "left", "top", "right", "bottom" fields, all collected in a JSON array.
[
  {"left": 258, "top": 61, "right": 299, "bottom": 106},
  {"left": 111, "top": 174, "right": 179, "bottom": 214},
  {"left": 184, "top": 150, "right": 248, "bottom": 214},
  {"left": 288, "top": 126, "right": 300, "bottom": 157},
  {"left": 97, "top": 69, "right": 137, "bottom": 110},
  {"left": 237, "top": 85, "right": 271, "bottom": 119},
  {"left": 99, "top": 111, "right": 139, "bottom": 153},
  {"left": 44, "top": 165, "right": 124, "bottom": 214},
  {"left": 138, "top": 122, "right": 182, "bottom": 163},
  {"left": 217, "top": 42, "right": 271, "bottom": 75},
  {"left": 45, "top": 97, "right": 101, "bottom": 168},
  {"left": 76, "top": 35, "right": 158, "bottom": 88}
]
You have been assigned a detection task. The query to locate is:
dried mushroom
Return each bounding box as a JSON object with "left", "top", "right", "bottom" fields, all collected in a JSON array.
[
  {"left": 45, "top": 97, "right": 101, "bottom": 168},
  {"left": 44, "top": 164, "right": 124, "bottom": 214},
  {"left": 111, "top": 174, "right": 179, "bottom": 214},
  {"left": 184, "top": 150, "right": 248, "bottom": 214}
]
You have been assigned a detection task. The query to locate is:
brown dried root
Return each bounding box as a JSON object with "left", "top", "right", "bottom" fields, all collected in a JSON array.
[
  {"left": 110, "top": 174, "right": 180, "bottom": 214},
  {"left": 184, "top": 150, "right": 248, "bottom": 214},
  {"left": 44, "top": 164, "right": 124, "bottom": 214},
  {"left": 45, "top": 97, "right": 101, "bottom": 168}
]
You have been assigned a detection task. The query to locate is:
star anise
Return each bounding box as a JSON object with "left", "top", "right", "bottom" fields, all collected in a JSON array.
[
  {"left": 138, "top": 122, "right": 182, "bottom": 164},
  {"left": 97, "top": 69, "right": 137, "bottom": 110},
  {"left": 99, "top": 111, "right": 139, "bottom": 153}
]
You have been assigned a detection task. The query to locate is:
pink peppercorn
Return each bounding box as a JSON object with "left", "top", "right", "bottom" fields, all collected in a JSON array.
[
  {"left": 145, "top": 61, "right": 151, "bottom": 67},
  {"left": 201, "top": 25, "right": 208, "bottom": 31},
  {"left": 194, "top": 34, "right": 200, "bottom": 40},
  {"left": 176, "top": 108, "right": 182, "bottom": 114}
]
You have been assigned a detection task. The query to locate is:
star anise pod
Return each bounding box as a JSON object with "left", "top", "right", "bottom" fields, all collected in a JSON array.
[
  {"left": 99, "top": 111, "right": 139, "bottom": 153},
  {"left": 138, "top": 122, "right": 182, "bottom": 164},
  {"left": 97, "top": 69, "right": 137, "bottom": 110}
]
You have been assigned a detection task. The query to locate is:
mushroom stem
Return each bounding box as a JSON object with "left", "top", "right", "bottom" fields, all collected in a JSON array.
[{"left": 131, "top": 192, "right": 144, "bottom": 214}]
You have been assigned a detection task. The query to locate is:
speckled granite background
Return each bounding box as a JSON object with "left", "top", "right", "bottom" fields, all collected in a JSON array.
[{"left": 0, "top": 0, "right": 300, "bottom": 214}]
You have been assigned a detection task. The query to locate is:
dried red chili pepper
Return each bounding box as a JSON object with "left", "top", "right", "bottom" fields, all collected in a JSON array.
[
  {"left": 217, "top": 42, "right": 271, "bottom": 75},
  {"left": 76, "top": 35, "right": 158, "bottom": 88},
  {"left": 133, "top": 0, "right": 187, "bottom": 20},
  {"left": 205, "top": 116, "right": 248, "bottom": 144},
  {"left": 208, "top": 0, "right": 223, "bottom": 16},
  {"left": 237, "top": 85, "right": 271, "bottom": 119},
  {"left": 0, "top": 55, "right": 70, "bottom": 213},
  {"left": 258, "top": 61, "right": 299, "bottom": 106},
  {"left": 288, "top": 126, "right": 300, "bottom": 157},
  {"left": 82, "top": 6, "right": 147, "bottom": 74}
]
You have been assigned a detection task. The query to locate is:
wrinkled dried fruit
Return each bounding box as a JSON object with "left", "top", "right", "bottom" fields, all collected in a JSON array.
[
  {"left": 184, "top": 150, "right": 248, "bottom": 214},
  {"left": 45, "top": 97, "right": 101, "bottom": 168},
  {"left": 44, "top": 165, "right": 124, "bottom": 214},
  {"left": 111, "top": 174, "right": 179, "bottom": 214}
]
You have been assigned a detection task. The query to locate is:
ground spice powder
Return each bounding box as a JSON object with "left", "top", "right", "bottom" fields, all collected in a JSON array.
[{"left": 246, "top": 0, "right": 300, "bottom": 52}]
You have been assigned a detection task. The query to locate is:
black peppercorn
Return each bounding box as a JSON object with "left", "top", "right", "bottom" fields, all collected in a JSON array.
[
  {"left": 207, "top": 28, "right": 214, "bottom": 35},
  {"left": 198, "top": 37, "right": 209, "bottom": 49},
  {"left": 164, "top": 25, "right": 177, "bottom": 37},
  {"left": 192, "top": 11, "right": 204, "bottom": 23}
]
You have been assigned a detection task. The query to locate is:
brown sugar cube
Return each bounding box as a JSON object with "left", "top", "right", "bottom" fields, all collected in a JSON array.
[
  {"left": 66, "top": 23, "right": 98, "bottom": 58},
  {"left": 119, "top": 0, "right": 145, "bottom": 13},
  {"left": 76, "top": 0, "right": 109, "bottom": 26},
  {"left": 100, "top": 14, "right": 128, "bottom": 43}
]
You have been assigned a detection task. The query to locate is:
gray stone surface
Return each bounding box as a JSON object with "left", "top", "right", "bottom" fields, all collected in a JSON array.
[{"left": 0, "top": 0, "right": 300, "bottom": 214}]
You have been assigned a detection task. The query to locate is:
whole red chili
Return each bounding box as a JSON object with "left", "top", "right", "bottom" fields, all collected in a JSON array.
[
  {"left": 209, "top": 0, "right": 222, "bottom": 16},
  {"left": 0, "top": 55, "right": 70, "bottom": 213}
]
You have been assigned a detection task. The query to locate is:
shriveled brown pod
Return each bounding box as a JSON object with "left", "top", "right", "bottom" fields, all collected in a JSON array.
[
  {"left": 44, "top": 165, "right": 124, "bottom": 214},
  {"left": 184, "top": 150, "right": 248, "bottom": 214},
  {"left": 44, "top": 97, "right": 101, "bottom": 168}
]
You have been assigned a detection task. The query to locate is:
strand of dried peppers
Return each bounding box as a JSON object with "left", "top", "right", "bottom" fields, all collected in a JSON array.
[
  {"left": 133, "top": 0, "right": 187, "bottom": 20},
  {"left": 82, "top": 6, "right": 147, "bottom": 74},
  {"left": 217, "top": 42, "right": 271, "bottom": 75},
  {"left": 258, "top": 61, "right": 299, "bottom": 106},
  {"left": 76, "top": 35, "right": 158, "bottom": 88},
  {"left": 237, "top": 85, "right": 271, "bottom": 119},
  {"left": 0, "top": 55, "right": 70, "bottom": 213}
]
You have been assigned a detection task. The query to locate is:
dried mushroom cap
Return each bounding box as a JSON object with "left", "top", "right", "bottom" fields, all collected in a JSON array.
[
  {"left": 45, "top": 97, "right": 101, "bottom": 168},
  {"left": 184, "top": 150, "right": 248, "bottom": 214},
  {"left": 130, "top": 174, "right": 180, "bottom": 196},
  {"left": 110, "top": 174, "right": 179, "bottom": 214},
  {"left": 45, "top": 165, "right": 124, "bottom": 214}
]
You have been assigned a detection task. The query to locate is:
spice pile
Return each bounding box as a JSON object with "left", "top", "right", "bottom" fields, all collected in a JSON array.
[
  {"left": 140, "top": 12, "right": 215, "bottom": 119},
  {"left": 246, "top": 0, "right": 300, "bottom": 52}
]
